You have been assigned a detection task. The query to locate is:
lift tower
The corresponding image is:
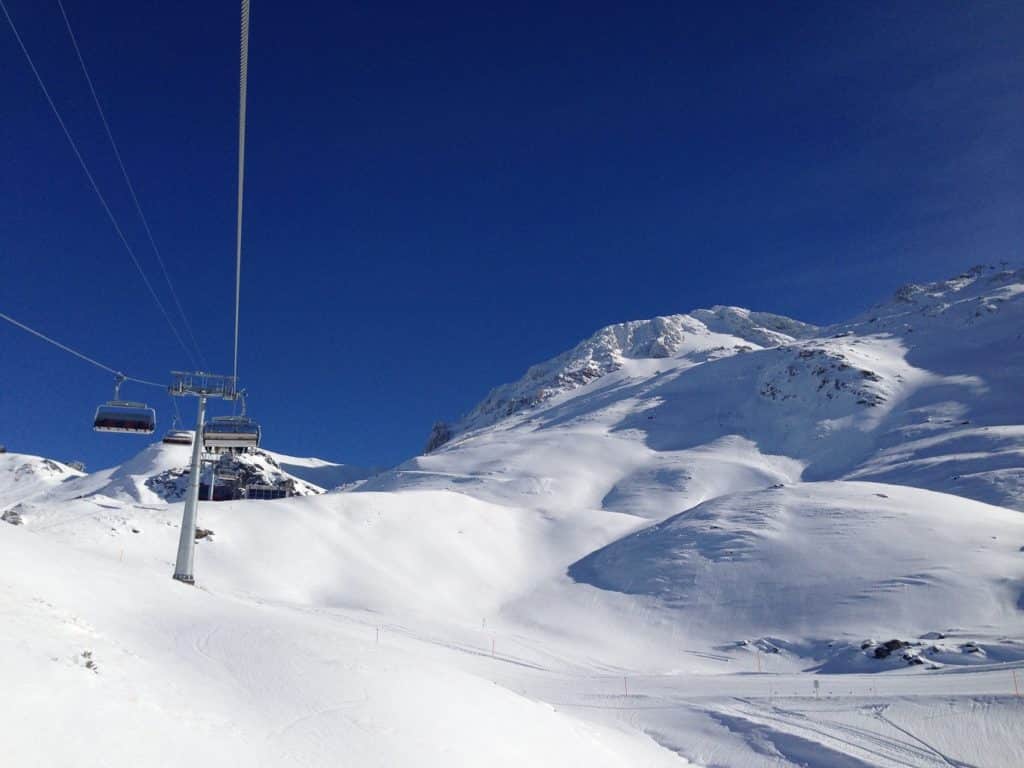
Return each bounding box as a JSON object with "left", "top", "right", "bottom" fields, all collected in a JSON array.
[{"left": 168, "top": 371, "right": 239, "bottom": 584}]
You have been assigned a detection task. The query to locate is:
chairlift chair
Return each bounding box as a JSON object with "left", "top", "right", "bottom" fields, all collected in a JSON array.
[
  {"left": 202, "top": 391, "right": 260, "bottom": 450},
  {"left": 162, "top": 429, "right": 194, "bottom": 445},
  {"left": 93, "top": 376, "right": 156, "bottom": 434},
  {"left": 161, "top": 416, "right": 193, "bottom": 445},
  {"left": 202, "top": 415, "right": 261, "bottom": 450}
]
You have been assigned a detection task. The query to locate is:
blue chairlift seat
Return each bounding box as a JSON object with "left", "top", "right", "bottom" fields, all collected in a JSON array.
[{"left": 93, "top": 401, "right": 156, "bottom": 434}]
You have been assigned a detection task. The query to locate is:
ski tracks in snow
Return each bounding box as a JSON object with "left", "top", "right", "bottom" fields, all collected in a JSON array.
[{"left": 712, "top": 698, "right": 981, "bottom": 768}]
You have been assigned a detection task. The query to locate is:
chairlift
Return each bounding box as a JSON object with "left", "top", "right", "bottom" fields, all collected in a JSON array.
[
  {"left": 162, "top": 429, "right": 194, "bottom": 446},
  {"left": 93, "top": 375, "right": 156, "bottom": 434},
  {"left": 202, "top": 391, "right": 260, "bottom": 450},
  {"left": 162, "top": 415, "right": 194, "bottom": 445},
  {"left": 203, "top": 416, "right": 261, "bottom": 450}
]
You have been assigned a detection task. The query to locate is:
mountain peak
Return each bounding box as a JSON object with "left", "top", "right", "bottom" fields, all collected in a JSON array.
[{"left": 451, "top": 307, "right": 817, "bottom": 438}]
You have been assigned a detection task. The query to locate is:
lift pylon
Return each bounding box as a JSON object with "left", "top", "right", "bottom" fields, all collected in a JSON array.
[{"left": 169, "top": 371, "right": 239, "bottom": 585}]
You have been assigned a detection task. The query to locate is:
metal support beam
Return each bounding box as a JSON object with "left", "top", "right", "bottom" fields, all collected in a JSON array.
[
  {"left": 168, "top": 370, "right": 240, "bottom": 585},
  {"left": 173, "top": 394, "right": 207, "bottom": 584}
]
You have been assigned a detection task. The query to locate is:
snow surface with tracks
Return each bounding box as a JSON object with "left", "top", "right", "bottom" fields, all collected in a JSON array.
[{"left": 3, "top": 265, "right": 1024, "bottom": 767}]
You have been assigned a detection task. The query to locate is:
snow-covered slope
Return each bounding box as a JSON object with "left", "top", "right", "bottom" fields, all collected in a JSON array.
[
  {"left": 264, "top": 450, "right": 379, "bottom": 489},
  {"left": 4, "top": 264, "right": 1024, "bottom": 767},
  {"left": 833, "top": 264, "right": 1024, "bottom": 507},
  {"left": 386, "top": 263, "right": 1024, "bottom": 514},
  {"left": 454, "top": 308, "right": 818, "bottom": 436},
  {"left": 0, "top": 501, "right": 680, "bottom": 768},
  {"left": 570, "top": 481, "right": 1024, "bottom": 654},
  {"left": 0, "top": 452, "right": 84, "bottom": 513}
]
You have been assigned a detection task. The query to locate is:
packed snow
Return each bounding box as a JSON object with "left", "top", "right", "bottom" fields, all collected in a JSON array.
[{"left": 3, "top": 265, "right": 1024, "bottom": 766}]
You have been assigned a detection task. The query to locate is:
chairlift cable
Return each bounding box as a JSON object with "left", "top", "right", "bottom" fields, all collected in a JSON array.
[
  {"left": 232, "top": 0, "right": 250, "bottom": 383},
  {"left": 0, "top": 310, "right": 164, "bottom": 389},
  {"left": 55, "top": 0, "right": 208, "bottom": 370},
  {"left": 0, "top": 0, "right": 199, "bottom": 369}
]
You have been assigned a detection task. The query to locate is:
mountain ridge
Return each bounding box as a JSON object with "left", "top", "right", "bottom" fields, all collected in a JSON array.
[{"left": 444, "top": 262, "right": 1023, "bottom": 447}]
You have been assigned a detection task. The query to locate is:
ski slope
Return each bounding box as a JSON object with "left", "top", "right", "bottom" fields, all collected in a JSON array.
[
  {"left": 2, "top": 265, "right": 1023, "bottom": 766},
  {"left": 264, "top": 450, "right": 379, "bottom": 490}
]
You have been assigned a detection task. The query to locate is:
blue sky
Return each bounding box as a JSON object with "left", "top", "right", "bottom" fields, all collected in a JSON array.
[{"left": 2, "top": 1, "right": 1022, "bottom": 471}]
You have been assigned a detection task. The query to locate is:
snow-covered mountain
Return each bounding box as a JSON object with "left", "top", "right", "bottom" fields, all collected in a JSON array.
[
  {"left": 403, "top": 263, "right": 1024, "bottom": 511},
  {"left": 0, "top": 452, "right": 84, "bottom": 520},
  {"left": 450, "top": 307, "right": 819, "bottom": 437},
  {"left": 3, "top": 264, "right": 1023, "bottom": 767},
  {"left": 0, "top": 443, "right": 337, "bottom": 509}
]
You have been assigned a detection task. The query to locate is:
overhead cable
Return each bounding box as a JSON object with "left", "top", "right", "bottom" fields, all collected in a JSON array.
[
  {"left": 232, "top": 0, "right": 250, "bottom": 382},
  {"left": 0, "top": 310, "right": 164, "bottom": 388},
  {"left": 0, "top": 0, "right": 199, "bottom": 369},
  {"left": 55, "top": 0, "right": 208, "bottom": 369}
]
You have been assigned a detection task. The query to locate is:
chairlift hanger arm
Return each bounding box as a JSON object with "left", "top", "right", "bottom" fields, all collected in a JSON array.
[{"left": 168, "top": 371, "right": 240, "bottom": 400}]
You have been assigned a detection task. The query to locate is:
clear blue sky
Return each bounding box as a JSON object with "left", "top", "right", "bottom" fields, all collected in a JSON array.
[{"left": 1, "top": 1, "right": 1021, "bottom": 471}]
